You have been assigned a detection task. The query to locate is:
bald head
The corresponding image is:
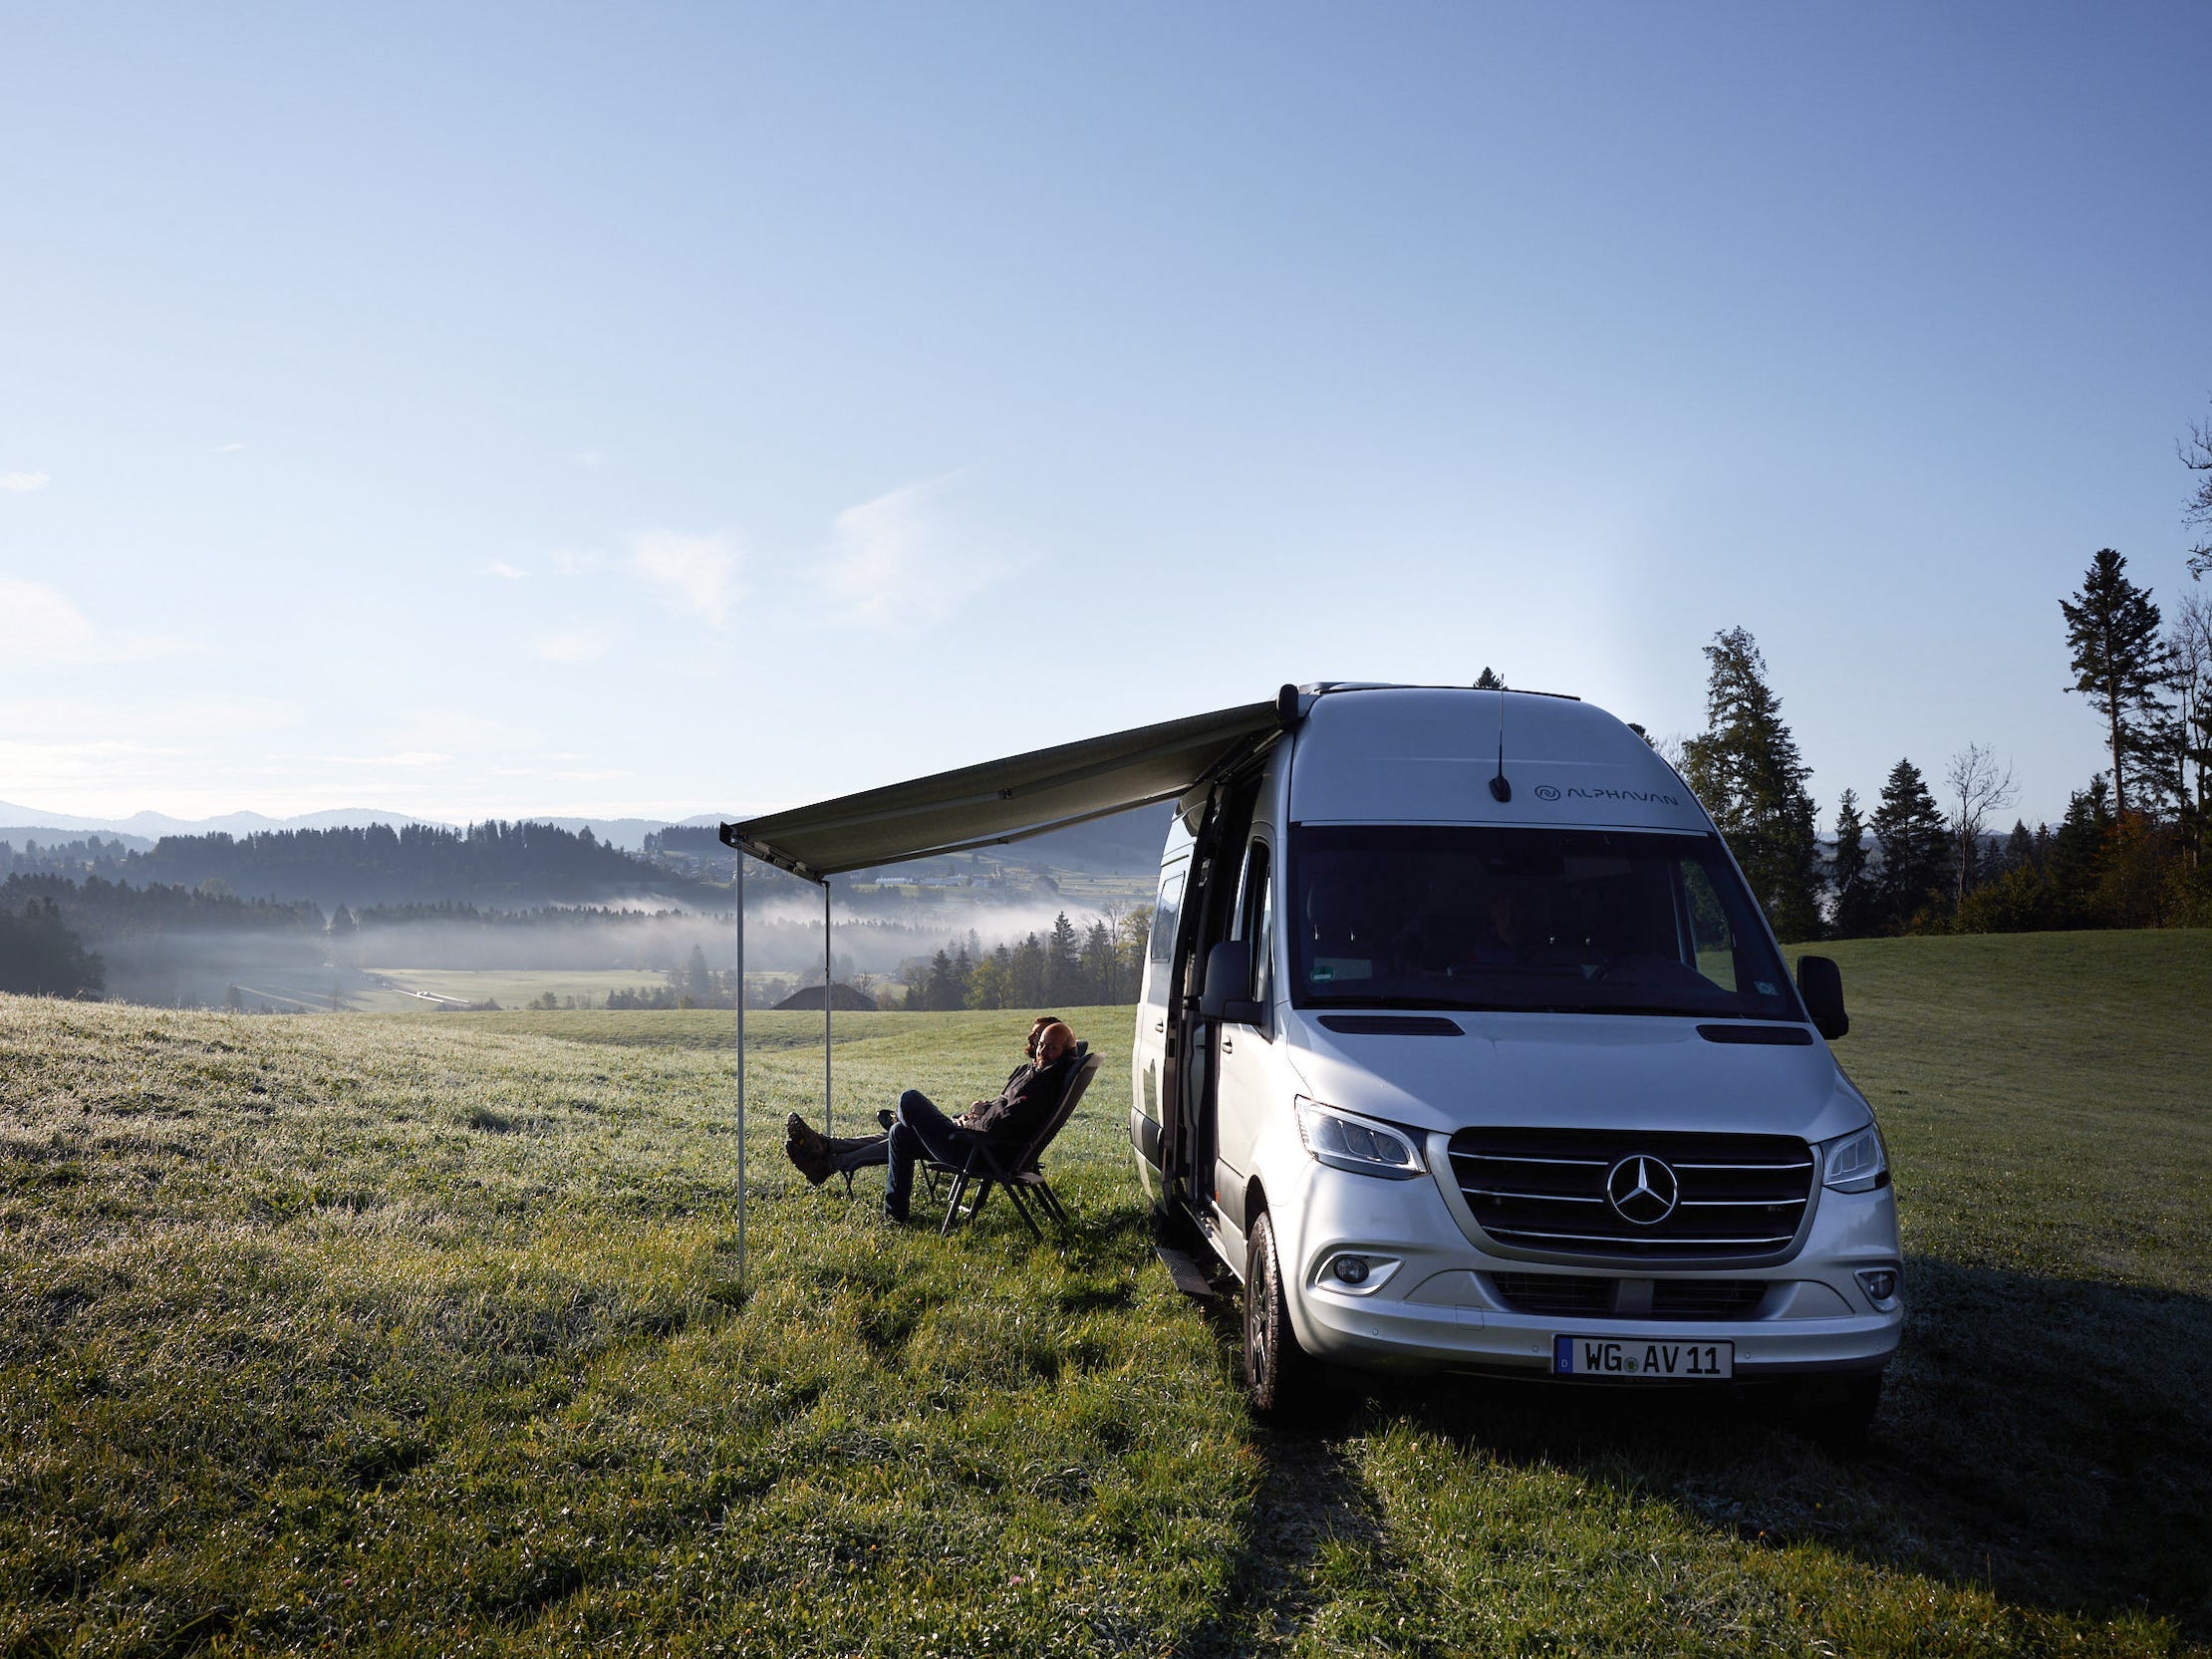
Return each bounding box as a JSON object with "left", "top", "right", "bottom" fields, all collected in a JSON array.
[{"left": 1033, "top": 1021, "right": 1076, "bottom": 1066}]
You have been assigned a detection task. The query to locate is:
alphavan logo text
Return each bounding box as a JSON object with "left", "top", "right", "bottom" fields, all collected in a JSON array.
[{"left": 1530, "top": 784, "right": 1681, "bottom": 806}]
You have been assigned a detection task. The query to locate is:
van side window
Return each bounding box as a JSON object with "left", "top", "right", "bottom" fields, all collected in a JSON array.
[
  {"left": 1149, "top": 868, "right": 1187, "bottom": 964},
  {"left": 1238, "top": 842, "right": 1273, "bottom": 1021}
]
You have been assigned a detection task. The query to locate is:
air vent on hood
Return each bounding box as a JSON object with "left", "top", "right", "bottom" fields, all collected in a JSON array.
[
  {"left": 1696, "top": 1024, "right": 1814, "bottom": 1046},
  {"left": 1316, "top": 1014, "right": 1465, "bottom": 1037}
]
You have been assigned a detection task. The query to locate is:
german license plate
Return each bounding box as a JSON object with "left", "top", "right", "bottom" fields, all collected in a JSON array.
[{"left": 1553, "top": 1336, "right": 1733, "bottom": 1379}]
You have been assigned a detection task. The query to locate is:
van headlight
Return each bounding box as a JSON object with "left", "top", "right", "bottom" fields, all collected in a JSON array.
[
  {"left": 1293, "top": 1097, "right": 1425, "bottom": 1180},
  {"left": 1819, "top": 1123, "right": 1889, "bottom": 1193}
]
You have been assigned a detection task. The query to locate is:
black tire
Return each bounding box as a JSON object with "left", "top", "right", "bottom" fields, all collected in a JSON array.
[{"left": 1244, "top": 1211, "right": 1317, "bottom": 1419}]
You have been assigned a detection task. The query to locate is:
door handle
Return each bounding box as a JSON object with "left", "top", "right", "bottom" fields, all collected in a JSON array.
[
  {"left": 1220, "top": 1036, "right": 1235, "bottom": 1055},
  {"left": 1153, "top": 1021, "right": 1164, "bottom": 1033}
]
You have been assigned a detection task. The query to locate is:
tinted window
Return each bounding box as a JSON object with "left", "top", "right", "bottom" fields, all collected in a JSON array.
[
  {"left": 1237, "top": 842, "right": 1273, "bottom": 1009},
  {"left": 1148, "top": 867, "right": 1187, "bottom": 964},
  {"left": 1288, "top": 826, "right": 1799, "bottom": 1020}
]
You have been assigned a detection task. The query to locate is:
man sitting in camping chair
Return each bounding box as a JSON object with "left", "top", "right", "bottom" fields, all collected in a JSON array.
[{"left": 784, "top": 1017, "right": 1084, "bottom": 1226}]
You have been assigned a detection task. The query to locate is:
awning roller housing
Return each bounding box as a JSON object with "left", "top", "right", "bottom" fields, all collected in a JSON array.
[{"left": 720, "top": 695, "right": 1290, "bottom": 883}]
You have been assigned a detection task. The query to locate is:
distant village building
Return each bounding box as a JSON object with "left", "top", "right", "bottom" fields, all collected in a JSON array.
[{"left": 772, "top": 982, "right": 877, "bottom": 1011}]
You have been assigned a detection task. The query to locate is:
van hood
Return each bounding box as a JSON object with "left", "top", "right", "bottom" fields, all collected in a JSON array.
[{"left": 1280, "top": 1011, "right": 1870, "bottom": 1143}]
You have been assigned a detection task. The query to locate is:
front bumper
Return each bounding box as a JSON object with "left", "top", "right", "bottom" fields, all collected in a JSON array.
[{"left": 1275, "top": 1150, "right": 1903, "bottom": 1381}]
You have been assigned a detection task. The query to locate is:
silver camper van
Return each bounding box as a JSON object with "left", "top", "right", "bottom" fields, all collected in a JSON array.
[{"left": 1131, "top": 685, "right": 1901, "bottom": 1429}]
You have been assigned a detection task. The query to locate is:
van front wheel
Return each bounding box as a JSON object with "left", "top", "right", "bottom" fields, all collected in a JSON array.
[{"left": 1244, "top": 1211, "right": 1315, "bottom": 1418}]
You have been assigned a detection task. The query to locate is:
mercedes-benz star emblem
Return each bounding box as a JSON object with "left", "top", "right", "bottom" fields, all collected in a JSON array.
[{"left": 1605, "top": 1154, "right": 1680, "bottom": 1225}]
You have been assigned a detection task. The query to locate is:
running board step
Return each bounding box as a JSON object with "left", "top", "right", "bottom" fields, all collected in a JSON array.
[{"left": 1155, "top": 1243, "right": 1225, "bottom": 1300}]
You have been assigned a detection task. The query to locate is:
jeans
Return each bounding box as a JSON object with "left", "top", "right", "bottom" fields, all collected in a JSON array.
[{"left": 884, "top": 1088, "right": 985, "bottom": 1220}]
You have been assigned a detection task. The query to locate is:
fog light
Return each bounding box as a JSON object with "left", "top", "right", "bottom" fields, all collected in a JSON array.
[
  {"left": 1855, "top": 1268, "right": 1899, "bottom": 1305},
  {"left": 1332, "top": 1255, "right": 1370, "bottom": 1286}
]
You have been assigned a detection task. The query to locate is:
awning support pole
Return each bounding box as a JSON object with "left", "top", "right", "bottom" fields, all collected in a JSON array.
[
  {"left": 823, "top": 880, "right": 833, "bottom": 1135},
  {"left": 733, "top": 852, "right": 747, "bottom": 1294}
]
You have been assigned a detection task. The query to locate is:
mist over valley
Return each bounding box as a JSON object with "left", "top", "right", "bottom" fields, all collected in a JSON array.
[{"left": 0, "top": 804, "right": 1170, "bottom": 1012}]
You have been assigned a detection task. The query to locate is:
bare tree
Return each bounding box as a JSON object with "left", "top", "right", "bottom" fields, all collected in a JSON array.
[
  {"left": 1945, "top": 742, "right": 2018, "bottom": 904},
  {"left": 2184, "top": 402, "right": 2212, "bottom": 580},
  {"left": 2167, "top": 591, "right": 2212, "bottom": 861}
]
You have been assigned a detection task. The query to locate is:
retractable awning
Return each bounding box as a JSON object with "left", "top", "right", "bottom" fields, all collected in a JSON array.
[
  {"left": 713, "top": 687, "right": 1294, "bottom": 1289},
  {"left": 718, "top": 694, "right": 1291, "bottom": 883}
]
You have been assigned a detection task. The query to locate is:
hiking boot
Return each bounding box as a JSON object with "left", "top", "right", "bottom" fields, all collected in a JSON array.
[
  {"left": 877, "top": 1108, "right": 895, "bottom": 1131},
  {"left": 785, "top": 1113, "right": 832, "bottom": 1161},
  {"left": 785, "top": 1138, "right": 835, "bottom": 1187}
]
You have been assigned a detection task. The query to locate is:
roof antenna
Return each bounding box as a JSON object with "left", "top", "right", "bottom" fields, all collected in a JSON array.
[{"left": 1489, "top": 688, "right": 1512, "bottom": 802}]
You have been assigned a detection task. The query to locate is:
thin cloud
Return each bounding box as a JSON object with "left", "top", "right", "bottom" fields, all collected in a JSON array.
[
  {"left": 0, "top": 581, "right": 186, "bottom": 665},
  {"left": 0, "top": 694, "right": 301, "bottom": 740},
  {"left": 628, "top": 530, "right": 742, "bottom": 627},
  {"left": 574, "top": 449, "right": 605, "bottom": 468},
  {"left": 535, "top": 629, "right": 611, "bottom": 663},
  {"left": 484, "top": 560, "right": 528, "bottom": 580},
  {"left": 208, "top": 442, "right": 247, "bottom": 455},
  {"left": 1, "top": 471, "right": 51, "bottom": 493},
  {"left": 315, "top": 751, "right": 454, "bottom": 768},
  {"left": 0, "top": 737, "right": 195, "bottom": 796},
  {"left": 819, "top": 475, "right": 996, "bottom": 633},
  {"left": 0, "top": 580, "right": 95, "bottom": 657}
]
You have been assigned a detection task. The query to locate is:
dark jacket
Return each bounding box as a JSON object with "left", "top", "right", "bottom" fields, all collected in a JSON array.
[{"left": 968, "top": 1050, "right": 1079, "bottom": 1144}]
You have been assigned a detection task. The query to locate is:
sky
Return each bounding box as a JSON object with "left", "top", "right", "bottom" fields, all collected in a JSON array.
[{"left": 4, "top": 2, "right": 2208, "bottom": 833}]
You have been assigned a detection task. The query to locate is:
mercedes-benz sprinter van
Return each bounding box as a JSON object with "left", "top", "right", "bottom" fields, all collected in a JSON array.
[{"left": 1130, "top": 685, "right": 1901, "bottom": 1431}]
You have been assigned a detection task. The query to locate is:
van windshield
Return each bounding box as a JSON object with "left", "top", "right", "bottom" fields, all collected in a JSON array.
[{"left": 1288, "top": 825, "right": 1801, "bottom": 1020}]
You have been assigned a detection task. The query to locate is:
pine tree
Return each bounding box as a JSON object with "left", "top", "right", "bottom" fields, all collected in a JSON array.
[
  {"left": 2061, "top": 549, "right": 2169, "bottom": 819},
  {"left": 1010, "top": 935, "right": 1048, "bottom": 1005},
  {"left": 1079, "top": 919, "right": 1116, "bottom": 1003},
  {"left": 1828, "top": 789, "right": 1877, "bottom": 940},
  {"left": 2051, "top": 778, "right": 2114, "bottom": 921},
  {"left": 1045, "top": 912, "right": 1081, "bottom": 1005},
  {"left": 925, "top": 948, "right": 960, "bottom": 1011},
  {"left": 1474, "top": 667, "right": 1508, "bottom": 690},
  {"left": 1679, "top": 628, "right": 1823, "bottom": 940},
  {"left": 1869, "top": 760, "right": 1948, "bottom": 933}
]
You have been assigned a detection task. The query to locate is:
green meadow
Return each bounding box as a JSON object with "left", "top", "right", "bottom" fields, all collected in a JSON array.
[{"left": 2, "top": 931, "right": 2208, "bottom": 1655}]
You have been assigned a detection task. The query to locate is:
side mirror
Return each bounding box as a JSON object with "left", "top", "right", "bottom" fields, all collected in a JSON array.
[
  {"left": 1797, "top": 955, "right": 1848, "bottom": 1040},
  {"left": 1200, "top": 940, "right": 1263, "bottom": 1025}
]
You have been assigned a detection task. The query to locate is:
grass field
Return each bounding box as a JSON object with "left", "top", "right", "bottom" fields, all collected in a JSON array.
[{"left": 1, "top": 931, "right": 2207, "bottom": 1655}]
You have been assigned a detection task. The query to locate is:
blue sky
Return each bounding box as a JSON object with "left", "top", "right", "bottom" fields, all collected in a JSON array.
[{"left": 4, "top": 2, "right": 2207, "bottom": 831}]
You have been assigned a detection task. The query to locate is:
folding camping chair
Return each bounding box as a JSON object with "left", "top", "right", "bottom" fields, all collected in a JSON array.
[{"left": 926, "top": 1045, "right": 1101, "bottom": 1239}]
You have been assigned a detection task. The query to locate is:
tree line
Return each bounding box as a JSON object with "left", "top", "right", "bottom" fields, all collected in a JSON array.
[
  {"left": 0, "top": 898, "right": 107, "bottom": 997},
  {"left": 897, "top": 909, "right": 1153, "bottom": 1010},
  {"left": 0, "top": 820, "right": 716, "bottom": 910},
  {"left": 1681, "top": 563, "right": 2211, "bottom": 941}
]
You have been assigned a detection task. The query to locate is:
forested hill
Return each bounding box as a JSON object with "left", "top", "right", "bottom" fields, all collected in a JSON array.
[{"left": 0, "top": 821, "right": 722, "bottom": 912}]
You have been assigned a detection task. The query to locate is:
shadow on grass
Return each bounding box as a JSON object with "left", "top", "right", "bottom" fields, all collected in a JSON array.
[{"left": 1237, "top": 1255, "right": 2212, "bottom": 1639}]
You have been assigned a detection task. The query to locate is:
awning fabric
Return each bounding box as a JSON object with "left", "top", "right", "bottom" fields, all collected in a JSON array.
[{"left": 721, "top": 696, "right": 1287, "bottom": 882}]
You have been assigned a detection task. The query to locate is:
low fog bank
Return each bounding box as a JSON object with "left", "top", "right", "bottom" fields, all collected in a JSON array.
[
  {"left": 358, "top": 900, "right": 1141, "bottom": 977},
  {"left": 65, "top": 895, "right": 1155, "bottom": 1011}
]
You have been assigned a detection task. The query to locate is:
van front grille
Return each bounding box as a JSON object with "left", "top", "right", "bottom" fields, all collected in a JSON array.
[
  {"left": 1449, "top": 1128, "right": 1813, "bottom": 1263},
  {"left": 1491, "top": 1272, "right": 1612, "bottom": 1317},
  {"left": 1650, "top": 1278, "right": 1770, "bottom": 1318},
  {"left": 1489, "top": 1273, "right": 1775, "bottom": 1320}
]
